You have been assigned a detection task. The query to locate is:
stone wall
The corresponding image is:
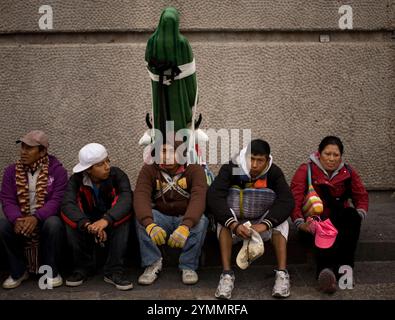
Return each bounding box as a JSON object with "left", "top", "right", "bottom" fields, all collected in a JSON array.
[{"left": 0, "top": 1, "right": 394, "bottom": 190}]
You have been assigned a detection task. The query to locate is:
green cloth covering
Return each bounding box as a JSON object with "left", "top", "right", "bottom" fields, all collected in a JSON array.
[{"left": 146, "top": 7, "right": 197, "bottom": 134}]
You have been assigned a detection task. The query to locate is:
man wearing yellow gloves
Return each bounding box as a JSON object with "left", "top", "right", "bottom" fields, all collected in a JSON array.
[{"left": 134, "top": 141, "right": 208, "bottom": 285}]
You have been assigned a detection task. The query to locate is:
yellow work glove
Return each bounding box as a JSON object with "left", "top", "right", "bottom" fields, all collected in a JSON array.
[
  {"left": 146, "top": 223, "right": 167, "bottom": 246},
  {"left": 168, "top": 225, "right": 190, "bottom": 248}
]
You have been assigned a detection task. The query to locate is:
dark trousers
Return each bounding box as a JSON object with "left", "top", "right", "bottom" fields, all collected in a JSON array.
[
  {"left": 299, "top": 207, "right": 362, "bottom": 278},
  {"left": 0, "top": 216, "right": 65, "bottom": 278},
  {"left": 66, "top": 220, "right": 130, "bottom": 276}
]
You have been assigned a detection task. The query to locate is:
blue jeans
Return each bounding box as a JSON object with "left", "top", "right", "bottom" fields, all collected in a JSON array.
[{"left": 136, "top": 209, "right": 208, "bottom": 271}]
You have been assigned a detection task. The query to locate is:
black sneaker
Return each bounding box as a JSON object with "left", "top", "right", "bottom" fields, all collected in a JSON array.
[
  {"left": 104, "top": 272, "right": 133, "bottom": 291},
  {"left": 65, "top": 271, "right": 86, "bottom": 287}
]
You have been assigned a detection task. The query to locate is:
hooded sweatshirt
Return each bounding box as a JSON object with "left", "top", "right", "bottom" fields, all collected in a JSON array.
[{"left": 207, "top": 147, "right": 294, "bottom": 229}]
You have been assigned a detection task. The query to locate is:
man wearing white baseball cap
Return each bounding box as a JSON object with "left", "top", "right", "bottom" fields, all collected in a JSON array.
[{"left": 61, "top": 143, "right": 133, "bottom": 290}]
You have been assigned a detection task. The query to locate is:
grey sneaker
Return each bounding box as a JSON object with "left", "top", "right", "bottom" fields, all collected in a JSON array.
[
  {"left": 272, "top": 270, "right": 291, "bottom": 298},
  {"left": 2, "top": 271, "right": 29, "bottom": 289},
  {"left": 215, "top": 273, "right": 235, "bottom": 300},
  {"left": 138, "top": 258, "right": 162, "bottom": 285},
  {"left": 182, "top": 269, "right": 198, "bottom": 285},
  {"left": 318, "top": 268, "right": 337, "bottom": 294}
]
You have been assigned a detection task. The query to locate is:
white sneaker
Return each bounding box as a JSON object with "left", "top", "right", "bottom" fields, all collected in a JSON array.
[
  {"left": 2, "top": 271, "right": 29, "bottom": 289},
  {"left": 138, "top": 258, "right": 162, "bottom": 285},
  {"left": 272, "top": 270, "right": 291, "bottom": 298},
  {"left": 182, "top": 269, "right": 198, "bottom": 285},
  {"left": 47, "top": 274, "right": 63, "bottom": 288},
  {"left": 215, "top": 273, "right": 235, "bottom": 300}
]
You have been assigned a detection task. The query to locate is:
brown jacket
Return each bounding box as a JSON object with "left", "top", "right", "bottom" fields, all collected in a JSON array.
[{"left": 134, "top": 164, "right": 207, "bottom": 228}]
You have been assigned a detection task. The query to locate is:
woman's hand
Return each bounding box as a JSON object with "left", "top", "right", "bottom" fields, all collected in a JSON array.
[{"left": 298, "top": 220, "right": 313, "bottom": 233}]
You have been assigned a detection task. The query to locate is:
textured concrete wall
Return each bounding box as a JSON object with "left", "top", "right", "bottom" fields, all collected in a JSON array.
[
  {"left": 0, "top": 0, "right": 393, "bottom": 32},
  {"left": 0, "top": 1, "right": 394, "bottom": 191}
]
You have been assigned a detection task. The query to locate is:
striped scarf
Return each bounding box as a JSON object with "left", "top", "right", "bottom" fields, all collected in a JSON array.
[{"left": 15, "top": 155, "right": 49, "bottom": 273}]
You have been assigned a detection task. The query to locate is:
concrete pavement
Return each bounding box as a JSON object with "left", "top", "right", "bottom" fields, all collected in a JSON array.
[{"left": 0, "top": 261, "right": 394, "bottom": 300}]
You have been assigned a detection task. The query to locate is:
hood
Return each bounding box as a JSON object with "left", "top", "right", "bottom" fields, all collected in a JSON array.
[
  {"left": 82, "top": 172, "right": 94, "bottom": 188},
  {"left": 309, "top": 151, "right": 344, "bottom": 179},
  {"left": 48, "top": 154, "right": 64, "bottom": 171},
  {"left": 234, "top": 146, "right": 273, "bottom": 179}
]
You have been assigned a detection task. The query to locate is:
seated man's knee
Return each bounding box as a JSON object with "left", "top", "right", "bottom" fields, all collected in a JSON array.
[
  {"left": 217, "top": 224, "right": 232, "bottom": 241},
  {"left": 272, "top": 220, "right": 289, "bottom": 241},
  {"left": 200, "top": 215, "right": 209, "bottom": 228},
  {"left": 135, "top": 217, "right": 143, "bottom": 227},
  {"left": 152, "top": 209, "right": 168, "bottom": 224},
  {"left": 342, "top": 208, "right": 362, "bottom": 223},
  {"left": 192, "top": 215, "right": 209, "bottom": 234},
  {"left": 113, "top": 220, "right": 130, "bottom": 235},
  {"left": 272, "top": 230, "right": 288, "bottom": 247},
  {"left": 276, "top": 219, "right": 289, "bottom": 229},
  {"left": 42, "top": 215, "right": 64, "bottom": 234},
  {"left": 65, "top": 223, "right": 81, "bottom": 238}
]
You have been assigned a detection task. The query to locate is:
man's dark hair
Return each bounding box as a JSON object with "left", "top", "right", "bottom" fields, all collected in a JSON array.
[
  {"left": 318, "top": 136, "right": 344, "bottom": 155},
  {"left": 247, "top": 139, "right": 271, "bottom": 157}
]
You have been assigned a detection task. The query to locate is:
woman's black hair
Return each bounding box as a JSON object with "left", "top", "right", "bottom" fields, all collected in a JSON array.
[
  {"left": 318, "top": 136, "right": 344, "bottom": 155},
  {"left": 247, "top": 139, "right": 271, "bottom": 157}
]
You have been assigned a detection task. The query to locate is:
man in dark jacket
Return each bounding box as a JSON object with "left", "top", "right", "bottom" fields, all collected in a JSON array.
[
  {"left": 0, "top": 130, "right": 67, "bottom": 289},
  {"left": 61, "top": 143, "right": 133, "bottom": 290},
  {"left": 207, "top": 139, "right": 294, "bottom": 299}
]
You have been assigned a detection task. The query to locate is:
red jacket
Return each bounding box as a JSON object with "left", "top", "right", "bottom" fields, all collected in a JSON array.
[{"left": 290, "top": 153, "right": 368, "bottom": 227}]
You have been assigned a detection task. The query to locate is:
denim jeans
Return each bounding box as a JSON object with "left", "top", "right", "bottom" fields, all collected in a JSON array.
[
  {"left": 0, "top": 216, "right": 65, "bottom": 278},
  {"left": 136, "top": 209, "right": 209, "bottom": 271}
]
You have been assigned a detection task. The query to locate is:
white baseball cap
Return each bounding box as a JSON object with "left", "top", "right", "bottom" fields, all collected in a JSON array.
[{"left": 73, "top": 143, "right": 108, "bottom": 173}]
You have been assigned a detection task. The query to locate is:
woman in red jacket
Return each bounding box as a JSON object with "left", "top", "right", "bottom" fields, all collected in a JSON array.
[{"left": 290, "top": 136, "right": 368, "bottom": 294}]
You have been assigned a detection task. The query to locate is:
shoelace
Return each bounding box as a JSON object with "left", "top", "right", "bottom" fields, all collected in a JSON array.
[
  {"left": 183, "top": 270, "right": 195, "bottom": 278},
  {"left": 276, "top": 273, "right": 289, "bottom": 290},
  {"left": 144, "top": 264, "right": 159, "bottom": 276},
  {"left": 221, "top": 275, "right": 234, "bottom": 289},
  {"left": 112, "top": 272, "right": 127, "bottom": 282}
]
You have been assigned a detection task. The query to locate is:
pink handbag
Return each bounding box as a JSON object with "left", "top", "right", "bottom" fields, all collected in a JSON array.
[{"left": 307, "top": 216, "right": 338, "bottom": 249}]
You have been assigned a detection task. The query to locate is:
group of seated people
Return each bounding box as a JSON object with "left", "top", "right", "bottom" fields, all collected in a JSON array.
[{"left": 0, "top": 130, "right": 368, "bottom": 299}]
